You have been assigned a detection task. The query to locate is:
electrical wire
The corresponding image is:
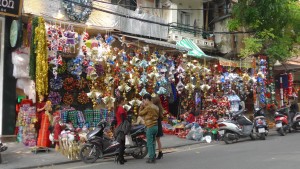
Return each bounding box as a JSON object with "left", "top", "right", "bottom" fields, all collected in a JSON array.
[
  {"left": 94, "top": 0, "right": 229, "bottom": 11},
  {"left": 63, "top": 0, "right": 254, "bottom": 35}
]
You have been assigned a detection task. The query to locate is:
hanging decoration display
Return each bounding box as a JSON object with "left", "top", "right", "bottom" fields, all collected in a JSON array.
[
  {"left": 29, "top": 17, "right": 39, "bottom": 80},
  {"left": 35, "top": 17, "right": 48, "bottom": 96},
  {"left": 20, "top": 17, "right": 274, "bottom": 154},
  {"left": 288, "top": 73, "right": 293, "bottom": 97},
  {"left": 257, "top": 57, "right": 267, "bottom": 106},
  {"left": 62, "top": 0, "right": 93, "bottom": 23}
]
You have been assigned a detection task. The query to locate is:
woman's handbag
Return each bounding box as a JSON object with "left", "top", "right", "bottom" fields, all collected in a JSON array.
[{"left": 114, "top": 119, "right": 131, "bottom": 142}]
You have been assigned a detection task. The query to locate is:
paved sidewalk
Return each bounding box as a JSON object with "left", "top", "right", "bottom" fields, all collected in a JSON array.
[{"left": 0, "top": 134, "right": 202, "bottom": 169}]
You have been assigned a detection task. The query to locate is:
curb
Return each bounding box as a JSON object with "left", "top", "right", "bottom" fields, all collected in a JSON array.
[
  {"left": 15, "top": 141, "right": 202, "bottom": 169},
  {"left": 17, "top": 160, "right": 81, "bottom": 169}
]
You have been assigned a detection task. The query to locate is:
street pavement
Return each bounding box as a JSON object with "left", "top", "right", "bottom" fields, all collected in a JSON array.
[
  {"left": 0, "top": 128, "right": 293, "bottom": 169},
  {"left": 36, "top": 130, "right": 300, "bottom": 169}
]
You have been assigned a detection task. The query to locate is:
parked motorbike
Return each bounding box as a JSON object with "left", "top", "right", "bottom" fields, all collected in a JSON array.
[
  {"left": 274, "top": 107, "right": 291, "bottom": 136},
  {"left": 253, "top": 107, "right": 268, "bottom": 140},
  {"left": 79, "top": 121, "right": 147, "bottom": 164},
  {"left": 218, "top": 107, "right": 255, "bottom": 144},
  {"left": 0, "top": 142, "right": 7, "bottom": 152}
]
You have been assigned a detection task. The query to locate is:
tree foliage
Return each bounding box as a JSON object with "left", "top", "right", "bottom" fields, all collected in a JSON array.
[{"left": 229, "top": 0, "right": 300, "bottom": 61}]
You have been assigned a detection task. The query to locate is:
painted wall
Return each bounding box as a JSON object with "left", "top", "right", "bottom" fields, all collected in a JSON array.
[
  {"left": 214, "top": 19, "right": 232, "bottom": 54},
  {"left": 1, "top": 17, "right": 17, "bottom": 135},
  {"left": 168, "top": 0, "right": 203, "bottom": 28}
]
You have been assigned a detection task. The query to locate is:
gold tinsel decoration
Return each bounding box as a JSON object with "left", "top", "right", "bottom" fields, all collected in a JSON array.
[{"left": 35, "top": 17, "right": 48, "bottom": 96}]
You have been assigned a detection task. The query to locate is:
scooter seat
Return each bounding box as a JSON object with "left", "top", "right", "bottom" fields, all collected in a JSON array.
[
  {"left": 130, "top": 125, "right": 145, "bottom": 134},
  {"left": 275, "top": 114, "right": 285, "bottom": 117},
  {"left": 254, "top": 116, "right": 265, "bottom": 120}
]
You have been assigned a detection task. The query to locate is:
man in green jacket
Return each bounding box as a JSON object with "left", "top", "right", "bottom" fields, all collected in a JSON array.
[{"left": 139, "top": 94, "right": 159, "bottom": 163}]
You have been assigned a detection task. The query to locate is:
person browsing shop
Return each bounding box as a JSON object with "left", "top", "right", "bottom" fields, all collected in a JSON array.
[
  {"left": 115, "top": 96, "right": 128, "bottom": 165},
  {"left": 152, "top": 96, "right": 164, "bottom": 160},
  {"left": 139, "top": 94, "right": 159, "bottom": 164}
]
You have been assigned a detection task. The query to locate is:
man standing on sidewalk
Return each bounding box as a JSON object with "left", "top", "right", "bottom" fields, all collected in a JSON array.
[{"left": 139, "top": 94, "right": 159, "bottom": 164}]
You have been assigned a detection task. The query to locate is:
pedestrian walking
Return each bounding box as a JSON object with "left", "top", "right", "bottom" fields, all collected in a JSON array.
[
  {"left": 152, "top": 96, "right": 164, "bottom": 159},
  {"left": 139, "top": 94, "right": 159, "bottom": 163}
]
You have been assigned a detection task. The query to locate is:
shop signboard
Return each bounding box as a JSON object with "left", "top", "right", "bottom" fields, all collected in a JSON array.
[
  {"left": 219, "top": 58, "right": 255, "bottom": 69},
  {"left": 0, "top": 0, "right": 23, "bottom": 17}
]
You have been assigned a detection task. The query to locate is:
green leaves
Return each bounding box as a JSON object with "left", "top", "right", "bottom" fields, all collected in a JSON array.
[
  {"left": 240, "top": 37, "right": 263, "bottom": 58},
  {"left": 229, "top": 0, "right": 300, "bottom": 60}
]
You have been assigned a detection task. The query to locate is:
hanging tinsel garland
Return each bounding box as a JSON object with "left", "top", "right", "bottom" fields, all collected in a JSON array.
[
  {"left": 35, "top": 17, "right": 48, "bottom": 96},
  {"left": 29, "top": 17, "right": 38, "bottom": 80},
  {"left": 62, "top": 0, "right": 93, "bottom": 23}
]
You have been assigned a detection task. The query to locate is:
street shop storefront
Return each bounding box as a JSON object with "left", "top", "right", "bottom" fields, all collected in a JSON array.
[
  {"left": 11, "top": 15, "right": 193, "bottom": 156},
  {"left": 7, "top": 0, "right": 276, "bottom": 161},
  {"left": 10, "top": 16, "right": 277, "bottom": 159}
]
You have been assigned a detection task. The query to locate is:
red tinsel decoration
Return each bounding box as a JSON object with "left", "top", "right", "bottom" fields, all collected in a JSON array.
[{"left": 159, "top": 95, "right": 170, "bottom": 115}]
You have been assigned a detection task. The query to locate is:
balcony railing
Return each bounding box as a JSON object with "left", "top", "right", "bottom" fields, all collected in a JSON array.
[{"left": 168, "top": 22, "right": 204, "bottom": 38}]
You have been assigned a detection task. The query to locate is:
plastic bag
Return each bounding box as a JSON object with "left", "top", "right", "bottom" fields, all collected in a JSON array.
[
  {"left": 125, "top": 135, "right": 133, "bottom": 147},
  {"left": 186, "top": 124, "right": 203, "bottom": 141}
]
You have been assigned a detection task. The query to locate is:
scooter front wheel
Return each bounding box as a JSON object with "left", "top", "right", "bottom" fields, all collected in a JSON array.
[
  {"left": 131, "top": 138, "right": 148, "bottom": 159},
  {"left": 259, "top": 133, "right": 266, "bottom": 140},
  {"left": 80, "top": 144, "right": 101, "bottom": 164}
]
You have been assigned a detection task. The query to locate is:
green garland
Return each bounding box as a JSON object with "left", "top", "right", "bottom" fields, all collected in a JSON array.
[{"left": 29, "top": 17, "right": 38, "bottom": 80}]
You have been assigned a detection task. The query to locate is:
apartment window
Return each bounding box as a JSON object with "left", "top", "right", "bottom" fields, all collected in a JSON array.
[
  {"left": 178, "top": 11, "right": 190, "bottom": 26},
  {"left": 111, "top": 0, "right": 137, "bottom": 11},
  {"left": 218, "top": 0, "right": 230, "bottom": 17},
  {"left": 155, "top": 0, "right": 160, "bottom": 8}
]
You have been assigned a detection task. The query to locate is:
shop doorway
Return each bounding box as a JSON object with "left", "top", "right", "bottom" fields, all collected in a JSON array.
[{"left": 0, "top": 17, "right": 5, "bottom": 136}]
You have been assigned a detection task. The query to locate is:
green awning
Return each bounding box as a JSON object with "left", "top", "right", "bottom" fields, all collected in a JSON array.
[{"left": 176, "top": 39, "right": 212, "bottom": 58}]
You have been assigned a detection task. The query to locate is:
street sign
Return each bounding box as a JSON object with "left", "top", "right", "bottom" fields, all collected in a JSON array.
[{"left": 0, "top": 0, "right": 23, "bottom": 17}]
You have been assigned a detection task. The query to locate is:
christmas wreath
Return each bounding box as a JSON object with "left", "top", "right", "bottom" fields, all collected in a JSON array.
[
  {"left": 48, "top": 91, "right": 62, "bottom": 105},
  {"left": 76, "top": 78, "right": 88, "bottom": 90},
  {"left": 63, "top": 77, "right": 76, "bottom": 91},
  {"left": 62, "top": 0, "right": 93, "bottom": 23},
  {"left": 50, "top": 77, "right": 63, "bottom": 90},
  {"left": 63, "top": 93, "right": 74, "bottom": 105},
  {"left": 77, "top": 91, "right": 89, "bottom": 104}
]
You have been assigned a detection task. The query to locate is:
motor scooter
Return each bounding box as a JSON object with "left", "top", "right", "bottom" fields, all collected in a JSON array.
[
  {"left": 218, "top": 106, "right": 255, "bottom": 144},
  {"left": 291, "top": 112, "right": 300, "bottom": 130},
  {"left": 79, "top": 121, "right": 147, "bottom": 164},
  {"left": 0, "top": 141, "right": 7, "bottom": 164},
  {"left": 0, "top": 142, "right": 7, "bottom": 152},
  {"left": 253, "top": 107, "right": 268, "bottom": 140},
  {"left": 274, "top": 107, "right": 291, "bottom": 136}
]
